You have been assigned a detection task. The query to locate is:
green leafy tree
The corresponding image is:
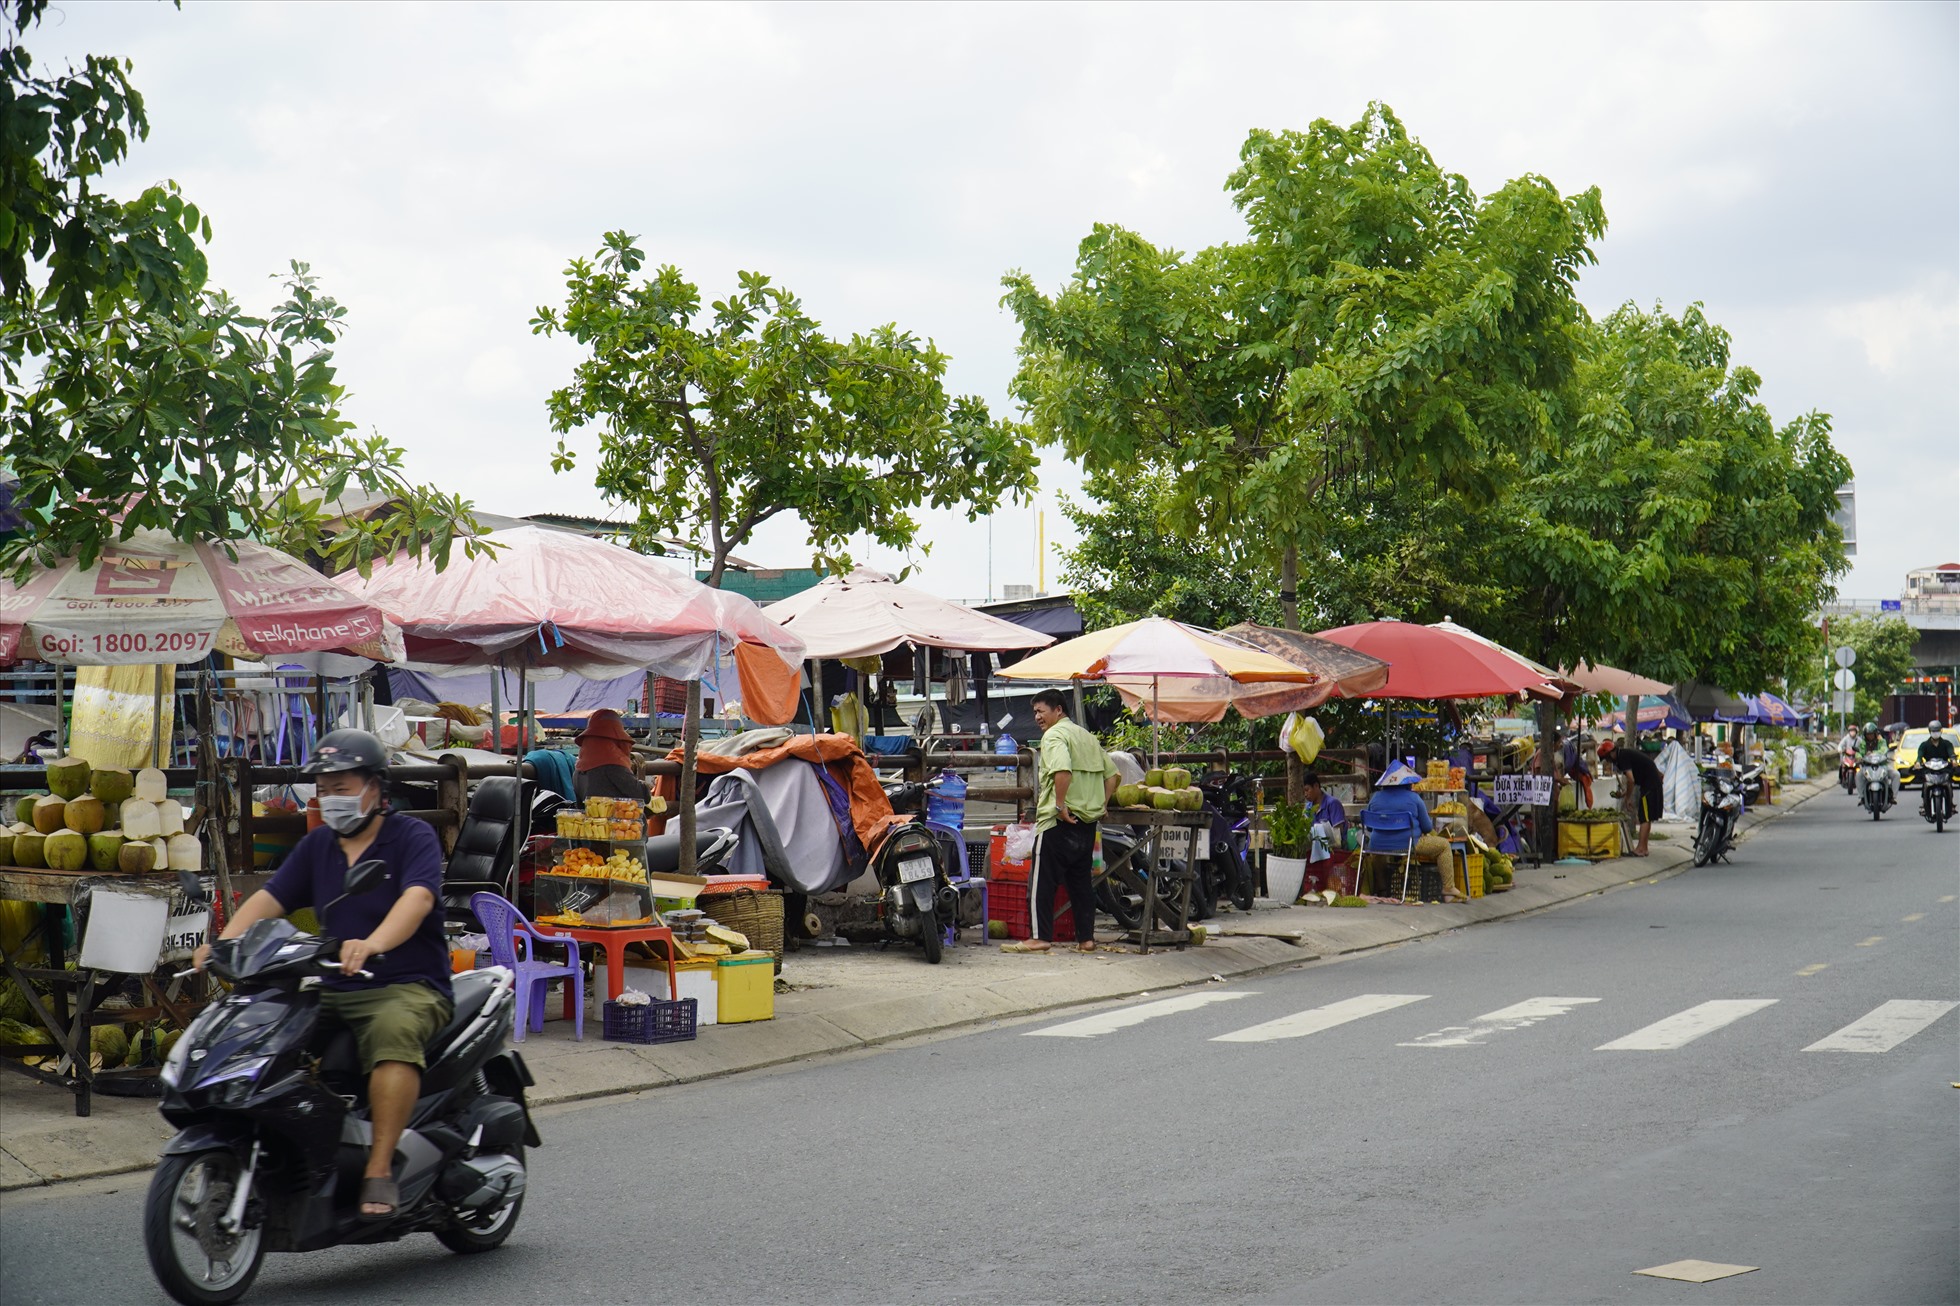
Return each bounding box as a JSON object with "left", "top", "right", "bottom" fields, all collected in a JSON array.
[
  {"left": 1005, "top": 104, "right": 1605, "bottom": 628},
  {"left": 1799, "top": 614, "right": 1916, "bottom": 724},
  {"left": 1058, "top": 468, "right": 1279, "bottom": 632},
  {"left": 537, "top": 231, "right": 1036, "bottom": 585},
  {"left": 0, "top": 1, "right": 485, "bottom": 579},
  {"left": 1486, "top": 303, "right": 1851, "bottom": 684}
]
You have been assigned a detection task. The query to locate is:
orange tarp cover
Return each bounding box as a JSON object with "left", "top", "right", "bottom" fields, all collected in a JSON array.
[
  {"left": 668, "top": 732, "right": 908, "bottom": 851},
  {"left": 732, "top": 640, "right": 801, "bottom": 726}
]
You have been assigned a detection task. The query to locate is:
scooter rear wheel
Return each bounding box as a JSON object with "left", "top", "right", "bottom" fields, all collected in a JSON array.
[
  {"left": 144, "top": 1149, "right": 265, "bottom": 1306},
  {"left": 917, "top": 904, "right": 942, "bottom": 964},
  {"left": 436, "top": 1150, "right": 526, "bottom": 1254}
]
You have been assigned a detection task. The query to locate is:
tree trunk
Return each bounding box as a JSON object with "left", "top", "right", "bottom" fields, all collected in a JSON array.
[
  {"left": 1280, "top": 543, "right": 1300, "bottom": 631},
  {"left": 678, "top": 678, "right": 701, "bottom": 875}
]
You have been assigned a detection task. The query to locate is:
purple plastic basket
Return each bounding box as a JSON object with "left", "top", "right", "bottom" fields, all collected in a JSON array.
[{"left": 602, "top": 997, "right": 697, "bottom": 1044}]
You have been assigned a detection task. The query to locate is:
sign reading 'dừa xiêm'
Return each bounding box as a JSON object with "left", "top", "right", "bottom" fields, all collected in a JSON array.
[{"left": 1493, "top": 774, "right": 1555, "bottom": 806}]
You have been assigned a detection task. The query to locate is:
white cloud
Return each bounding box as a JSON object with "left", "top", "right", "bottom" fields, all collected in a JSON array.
[{"left": 22, "top": 0, "right": 1957, "bottom": 605}]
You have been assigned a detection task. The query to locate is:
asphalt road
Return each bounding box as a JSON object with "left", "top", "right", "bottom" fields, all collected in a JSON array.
[{"left": 4, "top": 789, "right": 1955, "bottom": 1305}]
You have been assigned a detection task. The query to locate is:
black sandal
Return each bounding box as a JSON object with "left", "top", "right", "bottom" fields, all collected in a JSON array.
[{"left": 359, "top": 1175, "right": 400, "bottom": 1221}]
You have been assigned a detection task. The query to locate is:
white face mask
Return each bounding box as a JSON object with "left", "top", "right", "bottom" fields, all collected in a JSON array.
[{"left": 318, "top": 787, "right": 376, "bottom": 835}]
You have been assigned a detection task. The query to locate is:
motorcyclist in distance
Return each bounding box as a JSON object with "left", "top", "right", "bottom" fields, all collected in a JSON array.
[
  {"left": 1860, "top": 720, "right": 1898, "bottom": 809},
  {"left": 1918, "top": 720, "right": 1955, "bottom": 815}
]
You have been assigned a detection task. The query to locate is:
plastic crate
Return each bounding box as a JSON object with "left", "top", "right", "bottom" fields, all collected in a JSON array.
[
  {"left": 1463, "top": 851, "right": 1485, "bottom": 899},
  {"left": 602, "top": 997, "right": 697, "bottom": 1044},
  {"left": 983, "top": 856, "right": 1078, "bottom": 942},
  {"left": 1556, "top": 821, "right": 1620, "bottom": 860}
]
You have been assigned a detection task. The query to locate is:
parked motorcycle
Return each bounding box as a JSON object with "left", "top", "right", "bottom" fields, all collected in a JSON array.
[
  {"left": 1920, "top": 757, "right": 1952, "bottom": 833},
  {"left": 1692, "top": 764, "right": 1745, "bottom": 866},
  {"left": 871, "top": 783, "right": 958, "bottom": 963},
  {"left": 1858, "top": 746, "right": 1894, "bottom": 821},
  {"left": 147, "top": 863, "right": 538, "bottom": 1305},
  {"left": 1195, "top": 772, "right": 1258, "bottom": 914}
]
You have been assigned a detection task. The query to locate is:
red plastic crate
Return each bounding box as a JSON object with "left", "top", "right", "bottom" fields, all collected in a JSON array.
[{"left": 985, "top": 841, "right": 1077, "bottom": 941}]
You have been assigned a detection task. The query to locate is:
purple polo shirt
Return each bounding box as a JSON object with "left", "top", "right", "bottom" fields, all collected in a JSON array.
[{"left": 265, "top": 813, "right": 451, "bottom": 997}]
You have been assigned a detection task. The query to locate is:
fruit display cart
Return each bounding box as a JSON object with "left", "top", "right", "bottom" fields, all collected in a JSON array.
[
  {"left": 0, "top": 756, "right": 215, "bottom": 1116},
  {"left": 533, "top": 798, "right": 658, "bottom": 928},
  {"left": 1103, "top": 768, "right": 1216, "bottom": 952}
]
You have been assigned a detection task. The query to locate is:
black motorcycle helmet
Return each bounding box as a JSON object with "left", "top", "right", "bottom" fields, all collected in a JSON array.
[{"left": 303, "top": 728, "right": 389, "bottom": 779}]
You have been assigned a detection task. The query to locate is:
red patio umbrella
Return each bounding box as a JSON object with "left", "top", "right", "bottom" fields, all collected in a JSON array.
[{"left": 1316, "top": 619, "right": 1564, "bottom": 701}]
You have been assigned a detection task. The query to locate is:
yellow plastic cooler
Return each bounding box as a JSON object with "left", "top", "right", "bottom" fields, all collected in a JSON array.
[{"left": 716, "top": 954, "right": 775, "bottom": 1023}]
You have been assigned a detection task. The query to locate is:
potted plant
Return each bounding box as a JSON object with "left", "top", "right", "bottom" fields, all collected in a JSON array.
[{"left": 1265, "top": 799, "right": 1312, "bottom": 902}]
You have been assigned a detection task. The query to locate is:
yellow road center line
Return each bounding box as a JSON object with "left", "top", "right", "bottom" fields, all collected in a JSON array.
[
  {"left": 1901, "top": 913, "right": 1925, "bottom": 923},
  {"left": 1855, "top": 936, "right": 1884, "bottom": 947},
  {"left": 1796, "top": 963, "right": 1829, "bottom": 977}
]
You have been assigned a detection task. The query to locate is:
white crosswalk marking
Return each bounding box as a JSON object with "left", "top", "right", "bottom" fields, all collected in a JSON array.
[
  {"left": 1596, "top": 999, "right": 1779, "bottom": 1051},
  {"left": 1211, "top": 993, "right": 1429, "bottom": 1044},
  {"left": 1026, "top": 990, "right": 1256, "bottom": 1038},
  {"left": 1803, "top": 1000, "right": 1959, "bottom": 1053},
  {"left": 1399, "top": 997, "right": 1601, "bottom": 1048}
]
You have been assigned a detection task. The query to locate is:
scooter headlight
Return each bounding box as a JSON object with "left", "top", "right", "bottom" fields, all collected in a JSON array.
[
  {"left": 195, "top": 1054, "right": 271, "bottom": 1092},
  {"left": 158, "top": 1034, "right": 193, "bottom": 1088}
]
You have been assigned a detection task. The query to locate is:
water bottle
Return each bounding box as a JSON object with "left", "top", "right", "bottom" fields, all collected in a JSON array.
[
  {"left": 995, "top": 731, "right": 1017, "bottom": 772},
  {"left": 926, "top": 769, "right": 967, "bottom": 829}
]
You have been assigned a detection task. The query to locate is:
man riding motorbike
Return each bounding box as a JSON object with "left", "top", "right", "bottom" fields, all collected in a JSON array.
[
  {"left": 193, "top": 728, "right": 451, "bottom": 1221},
  {"left": 1918, "top": 720, "right": 1955, "bottom": 816},
  {"left": 1858, "top": 720, "right": 1898, "bottom": 810}
]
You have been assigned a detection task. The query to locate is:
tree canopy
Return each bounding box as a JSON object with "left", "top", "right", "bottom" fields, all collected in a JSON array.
[
  {"left": 537, "top": 231, "right": 1037, "bottom": 585},
  {"left": 1799, "top": 614, "right": 1916, "bottom": 725},
  {"left": 0, "top": 0, "right": 484, "bottom": 579},
  {"left": 1005, "top": 104, "right": 1606, "bottom": 626}
]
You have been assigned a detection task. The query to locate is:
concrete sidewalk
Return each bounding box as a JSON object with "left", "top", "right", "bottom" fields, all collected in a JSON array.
[{"left": 0, "top": 778, "right": 1835, "bottom": 1191}]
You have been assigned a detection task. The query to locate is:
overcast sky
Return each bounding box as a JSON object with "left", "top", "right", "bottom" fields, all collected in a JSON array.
[{"left": 31, "top": 1, "right": 1959, "bottom": 603}]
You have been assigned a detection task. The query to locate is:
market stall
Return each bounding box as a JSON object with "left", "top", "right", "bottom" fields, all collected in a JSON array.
[{"left": 0, "top": 532, "right": 405, "bottom": 1112}]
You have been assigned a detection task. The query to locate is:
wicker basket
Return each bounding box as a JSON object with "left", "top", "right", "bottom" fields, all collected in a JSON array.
[{"left": 699, "top": 888, "right": 784, "bottom": 969}]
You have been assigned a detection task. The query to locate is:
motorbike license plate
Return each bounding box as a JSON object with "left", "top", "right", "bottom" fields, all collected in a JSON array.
[{"left": 898, "top": 856, "right": 937, "bottom": 884}]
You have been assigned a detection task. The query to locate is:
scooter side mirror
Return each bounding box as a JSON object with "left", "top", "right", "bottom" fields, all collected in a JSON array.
[
  {"left": 323, "top": 859, "right": 389, "bottom": 914},
  {"left": 343, "top": 859, "right": 387, "bottom": 898},
  {"left": 176, "top": 870, "right": 210, "bottom": 908}
]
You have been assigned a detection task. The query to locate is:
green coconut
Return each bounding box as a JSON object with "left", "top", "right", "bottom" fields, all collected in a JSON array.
[
  {"left": 89, "top": 768, "right": 134, "bottom": 806},
  {"left": 13, "top": 795, "right": 38, "bottom": 826},
  {"left": 89, "top": 1024, "right": 128, "bottom": 1068},
  {"left": 62, "top": 794, "right": 106, "bottom": 836},
  {"left": 117, "top": 841, "right": 157, "bottom": 874},
  {"left": 0, "top": 832, "right": 11, "bottom": 866},
  {"left": 1150, "top": 789, "right": 1177, "bottom": 811},
  {"left": 45, "top": 756, "right": 91, "bottom": 801},
  {"left": 13, "top": 831, "right": 46, "bottom": 868},
  {"left": 31, "top": 795, "right": 66, "bottom": 835},
  {"left": 1163, "top": 766, "right": 1192, "bottom": 790},
  {"left": 1114, "top": 783, "right": 1146, "bottom": 809},
  {"left": 987, "top": 919, "right": 1007, "bottom": 939},
  {"left": 43, "top": 829, "right": 87, "bottom": 871},
  {"left": 155, "top": 1028, "right": 182, "bottom": 1061},
  {"left": 1143, "top": 768, "right": 1165, "bottom": 788},
  {"left": 87, "top": 832, "right": 125, "bottom": 873}
]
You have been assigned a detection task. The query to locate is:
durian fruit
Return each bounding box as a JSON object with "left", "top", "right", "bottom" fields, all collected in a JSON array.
[
  {"left": 46, "top": 755, "right": 92, "bottom": 801},
  {"left": 87, "top": 832, "right": 125, "bottom": 873},
  {"left": 155, "top": 800, "right": 185, "bottom": 837},
  {"left": 134, "top": 768, "right": 168, "bottom": 803},
  {"left": 165, "top": 833, "right": 201, "bottom": 872},
  {"left": 62, "top": 794, "right": 106, "bottom": 836},
  {"left": 121, "top": 798, "right": 162, "bottom": 841},
  {"left": 31, "top": 795, "right": 67, "bottom": 834},
  {"left": 90, "top": 768, "right": 135, "bottom": 806},
  {"left": 43, "top": 829, "right": 87, "bottom": 871},
  {"left": 118, "top": 842, "right": 157, "bottom": 874}
]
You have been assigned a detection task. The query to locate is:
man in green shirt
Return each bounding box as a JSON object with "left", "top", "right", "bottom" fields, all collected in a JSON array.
[{"left": 1005, "top": 689, "right": 1112, "bottom": 953}]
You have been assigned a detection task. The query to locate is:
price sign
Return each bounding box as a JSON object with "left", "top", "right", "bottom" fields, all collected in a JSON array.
[{"left": 1493, "top": 774, "right": 1554, "bottom": 806}]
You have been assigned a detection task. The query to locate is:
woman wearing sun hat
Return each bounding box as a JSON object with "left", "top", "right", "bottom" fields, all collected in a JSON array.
[
  {"left": 1357, "top": 761, "right": 1441, "bottom": 896},
  {"left": 573, "top": 708, "right": 649, "bottom": 804}
]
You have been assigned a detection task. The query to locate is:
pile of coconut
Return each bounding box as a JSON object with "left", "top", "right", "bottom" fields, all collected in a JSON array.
[{"left": 3, "top": 757, "right": 199, "bottom": 874}]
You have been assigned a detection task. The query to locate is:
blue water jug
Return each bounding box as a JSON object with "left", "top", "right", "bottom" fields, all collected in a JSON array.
[
  {"left": 995, "top": 732, "right": 1018, "bottom": 772},
  {"left": 926, "top": 769, "right": 967, "bottom": 829}
]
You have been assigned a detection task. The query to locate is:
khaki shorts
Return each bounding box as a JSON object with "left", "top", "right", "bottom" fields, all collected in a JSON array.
[{"left": 318, "top": 983, "right": 453, "bottom": 1072}]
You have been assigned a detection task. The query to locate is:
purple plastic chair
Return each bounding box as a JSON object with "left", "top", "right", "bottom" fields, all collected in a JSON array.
[{"left": 470, "top": 891, "right": 583, "bottom": 1041}]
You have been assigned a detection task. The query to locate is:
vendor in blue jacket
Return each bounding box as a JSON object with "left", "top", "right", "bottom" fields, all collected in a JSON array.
[{"left": 1359, "top": 761, "right": 1440, "bottom": 894}]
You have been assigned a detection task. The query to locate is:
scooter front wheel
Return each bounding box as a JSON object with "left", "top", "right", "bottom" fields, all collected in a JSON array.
[{"left": 144, "top": 1149, "right": 266, "bottom": 1306}]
